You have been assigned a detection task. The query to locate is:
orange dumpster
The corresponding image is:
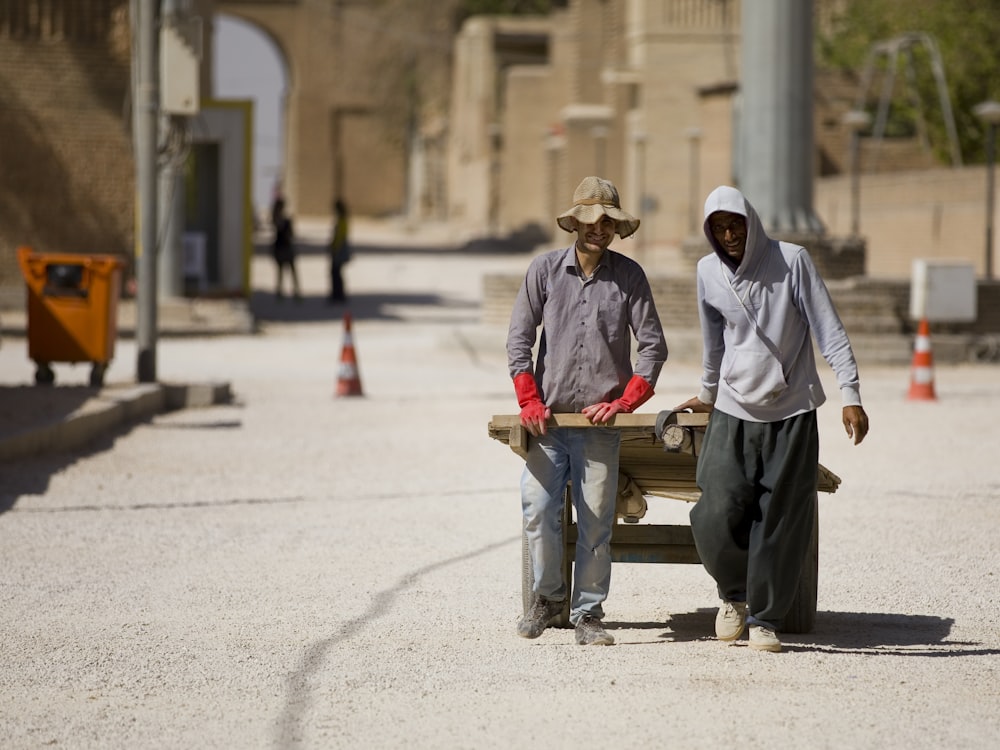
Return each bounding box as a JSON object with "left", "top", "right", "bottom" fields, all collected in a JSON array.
[{"left": 17, "top": 246, "right": 124, "bottom": 387}]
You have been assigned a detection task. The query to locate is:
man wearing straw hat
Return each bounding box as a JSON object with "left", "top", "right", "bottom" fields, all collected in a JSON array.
[{"left": 507, "top": 176, "right": 668, "bottom": 646}]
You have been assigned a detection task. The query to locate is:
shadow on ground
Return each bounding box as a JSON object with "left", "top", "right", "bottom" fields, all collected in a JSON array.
[
  {"left": 620, "top": 607, "right": 992, "bottom": 656},
  {"left": 250, "top": 289, "right": 480, "bottom": 325},
  {"left": 251, "top": 236, "right": 518, "bottom": 325},
  {"left": 277, "top": 226, "right": 544, "bottom": 259},
  {"left": 0, "top": 413, "right": 136, "bottom": 513},
  {"left": 0, "top": 229, "right": 539, "bottom": 507}
]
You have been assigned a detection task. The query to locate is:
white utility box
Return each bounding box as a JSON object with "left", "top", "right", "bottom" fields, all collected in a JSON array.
[
  {"left": 161, "top": 18, "right": 202, "bottom": 116},
  {"left": 909, "top": 260, "right": 977, "bottom": 322}
]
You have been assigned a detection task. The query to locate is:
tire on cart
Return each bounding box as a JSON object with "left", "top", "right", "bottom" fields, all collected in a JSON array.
[
  {"left": 34, "top": 362, "right": 55, "bottom": 386},
  {"left": 520, "top": 487, "right": 572, "bottom": 629},
  {"left": 782, "top": 493, "right": 819, "bottom": 634},
  {"left": 89, "top": 362, "right": 107, "bottom": 388}
]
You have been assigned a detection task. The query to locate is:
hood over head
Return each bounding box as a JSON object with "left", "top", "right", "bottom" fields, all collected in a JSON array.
[{"left": 702, "top": 185, "right": 770, "bottom": 272}]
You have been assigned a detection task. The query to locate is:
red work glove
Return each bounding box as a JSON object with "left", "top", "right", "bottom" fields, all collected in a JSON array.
[
  {"left": 581, "top": 374, "right": 654, "bottom": 424},
  {"left": 513, "top": 372, "right": 551, "bottom": 436}
]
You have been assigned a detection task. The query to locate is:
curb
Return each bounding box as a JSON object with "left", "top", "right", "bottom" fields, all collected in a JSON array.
[{"left": 0, "top": 381, "right": 232, "bottom": 463}]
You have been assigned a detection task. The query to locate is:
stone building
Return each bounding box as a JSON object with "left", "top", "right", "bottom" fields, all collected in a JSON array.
[
  {"left": 0, "top": 0, "right": 436, "bottom": 300},
  {"left": 458, "top": 0, "right": 1000, "bottom": 358},
  {"left": 447, "top": 1, "right": 770, "bottom": 251},
  {"left": 1, "top": 0, "right": 997, "bottom": 334},
  {"left": 448, "top": 0, "right": 742, "bottom": 254},
  {"left": 0, "top": 0, "right": 136, "bottom": 296},
  {"left": 445, "top": 0, "right": 998, "bottom": 288}
]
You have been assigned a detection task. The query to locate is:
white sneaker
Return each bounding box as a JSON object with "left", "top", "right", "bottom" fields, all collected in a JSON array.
[
  {"left": 749, "top": 625, "right": 782, "bottom": 652},
  {"left": 715, "top": 600, "right": 747, "bottom": 641}
]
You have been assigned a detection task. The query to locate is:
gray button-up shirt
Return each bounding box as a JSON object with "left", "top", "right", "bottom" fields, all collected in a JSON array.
[{"left": 507, "top": 245, "right": 668, "bottom": 413}]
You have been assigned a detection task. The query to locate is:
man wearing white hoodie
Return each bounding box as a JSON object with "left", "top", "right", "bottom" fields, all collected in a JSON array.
[{"left": 676, "top": 185, "right": 869, "bottom": 653}]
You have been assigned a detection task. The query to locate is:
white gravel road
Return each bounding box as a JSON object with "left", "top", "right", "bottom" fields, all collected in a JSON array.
[{"left": 1, "top": 221, "right": 998, "bottom": 748}]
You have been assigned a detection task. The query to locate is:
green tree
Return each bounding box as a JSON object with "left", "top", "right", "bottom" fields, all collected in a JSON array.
[{"left": 819, "top": 0, "right": 1000, "bottom": 163}]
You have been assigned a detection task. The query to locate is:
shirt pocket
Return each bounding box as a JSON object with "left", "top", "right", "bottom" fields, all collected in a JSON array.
[
  {"left": 722, "top": 348, "right": 788, "bottom": 404},
  {"left": 596, "top": 298, "right": 627, "bottom": 346}
]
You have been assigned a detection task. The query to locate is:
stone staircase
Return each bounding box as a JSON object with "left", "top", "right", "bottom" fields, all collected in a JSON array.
[{"left": 482, "top": 268, "right": 1000, "bottom": 365}]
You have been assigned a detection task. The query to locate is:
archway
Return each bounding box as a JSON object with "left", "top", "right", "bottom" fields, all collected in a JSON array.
[{"left": 213, "top": 13, "right": 288, "bottom": 224}]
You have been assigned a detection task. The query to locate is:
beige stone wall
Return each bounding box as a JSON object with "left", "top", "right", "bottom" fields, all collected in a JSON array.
[
  {"left": 500, "top": 66, "right": 554, "bottom": 236},
  {"left": 0, "top": 31, "right": 134, "bottom": 296},
  {"left": 448, "top": 4, "right": 634, "bottom": 239},
  {"left": 219, "top": 0, "right": 430, "bottom": 219},
  {"left": 688, "top": 91, "right": 737, "bottom": 232},
  {"left": 446, "top": 17, "right": 498, "bottom": 229},
  {"left": 556, "top": 1, "right": 628, "bottom": 204},
  {"left": 3, "top": 0, "right": 996, "bottom": 312},
  {"left": 0, "top": 0, "right": 414, "bottom": 305},
  {"left": 635, "top": 24, "right": 738, "bottom": 243},
  {"left": 447, "top": 15, "right": 559, "bottom": 235},
  {"left": 454, "top": 0, "right": 999, "bottom": 283},
  {"left": 816, "top": 166, "right": 997, "bottom": 279},
  {"left": 448, "top": 0, "right": 742, "bottom": 247}
]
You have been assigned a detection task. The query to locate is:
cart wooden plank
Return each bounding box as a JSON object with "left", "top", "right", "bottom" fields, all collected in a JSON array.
[{"left": 488, "top": 413, "right": 841, "bottom": 498}]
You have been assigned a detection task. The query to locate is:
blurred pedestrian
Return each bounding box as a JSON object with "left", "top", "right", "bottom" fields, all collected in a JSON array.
[
  {"left": 271, "top": 198, "right": 301, "bottom": 302},
  {"left": 328, "top": 198, "right": 351, "bottom": 304},
  {"left": 507, "top": 176, "right": 668, "bottom": 646},
  {"left": 675, "top": 185, "right": 870, "bottom": 653}
]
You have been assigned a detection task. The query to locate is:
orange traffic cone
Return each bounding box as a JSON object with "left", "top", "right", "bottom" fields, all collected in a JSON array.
[
  {"left": 335, "top": 312, "right": 364, "bottom": 397},
  {"left": 906, "top": 318, "right": 936, "bottom": 401}
]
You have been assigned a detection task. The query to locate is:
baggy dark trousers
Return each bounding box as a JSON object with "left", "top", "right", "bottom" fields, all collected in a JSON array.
[{"left": 689, "top": 409, "right": 819, "bottom": 630}]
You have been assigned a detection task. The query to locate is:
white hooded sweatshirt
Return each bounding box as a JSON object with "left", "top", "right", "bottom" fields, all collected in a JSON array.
[{"left": 696, "top": 185, "right": 862, "bottom": 422}]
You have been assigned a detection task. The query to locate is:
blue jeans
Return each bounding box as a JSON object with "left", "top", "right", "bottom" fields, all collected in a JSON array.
[{"left": 520, "top": 427, "right": 621, "bottom": 625}]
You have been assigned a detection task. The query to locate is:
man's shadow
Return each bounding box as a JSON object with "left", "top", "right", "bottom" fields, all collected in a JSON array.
[{"left": 613, "top": 609, "right": 996, "bottom": 656}]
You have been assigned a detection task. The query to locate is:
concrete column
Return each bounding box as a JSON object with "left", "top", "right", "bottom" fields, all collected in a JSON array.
[{"left": 737, "top": 0, "right": 823, "bottom": 234}]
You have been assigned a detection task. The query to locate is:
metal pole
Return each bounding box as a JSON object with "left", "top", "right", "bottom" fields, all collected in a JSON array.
[
  {"left": 135, "top": 0, "right": 160, "bottom": 382},
  {"left": 592, "top": 126, "right": 608, "bottom": 177},
  {"left": 843, "top": 109, "right": 871, "bottom": 238},
  {"left": 158, "top": 139, "right": 183, "bottom": 298},
  {"left": 987, "top": 122, "right": 996, "bottom": 280},
  {"left": 158, "top": 0, "right": 182, "bottom": 299},
  {"left": 739, "top": 0, "right": 823, "bottom": 234},
  {"left": 685, "top": 127, "right": 702, "bottom": 235},
  {"left": 850, "top": 128, "right": 861, "bottom": 237},
  {"left": 488, "top": 122, "right": 501, "bottom": 235},
  {"left": 976, "top": 101, "right": 1000, "bottom": 279},
  {"left": 332, "top": 108, "right": 343, "bottom": 201},
  {"left": 634, "top": 132, "right": 647, "bottom": 258}
]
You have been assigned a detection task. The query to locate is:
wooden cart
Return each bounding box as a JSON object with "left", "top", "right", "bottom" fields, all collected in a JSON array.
[{"left": 487, "top": 412, "right": 841, "bottom": 634}]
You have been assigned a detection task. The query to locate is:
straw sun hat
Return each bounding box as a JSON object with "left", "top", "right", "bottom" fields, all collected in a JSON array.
[{"left": 556, "top": 176, "right": 640, "bottom": 239}]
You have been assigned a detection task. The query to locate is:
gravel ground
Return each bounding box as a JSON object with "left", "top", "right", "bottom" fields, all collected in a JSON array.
[{"left": 1, "top": 225, "right": 998, "bottom": 749}]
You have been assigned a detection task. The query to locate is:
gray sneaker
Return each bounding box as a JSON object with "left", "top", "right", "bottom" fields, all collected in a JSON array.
[
  {"left": 517, "top": 596, "right": 563, "bottom": 639},
  {"left": 574, "top": 615, "right": 615, "bottom": 646},
  {"left": 715, "top": 600, "right": 748, "bottom": 641},
  {"left": 748, "top": 625, "right": 782, "bottom": 652}
]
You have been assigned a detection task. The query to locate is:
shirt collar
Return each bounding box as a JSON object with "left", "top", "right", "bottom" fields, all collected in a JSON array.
[{"left": 561, "top": 244, "right": 610, "bottom": 279}]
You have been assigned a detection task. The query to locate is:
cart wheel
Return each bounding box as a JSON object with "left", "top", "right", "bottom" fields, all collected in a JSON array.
[
  {"left": 783, "top": 494, "right": 819, "bottom": 634},
  {"left": 89, "top": 362, "right": 107, "bottom": 388},
  {"left": 34, "top": 363, "right": 55, "bottom": 386},
  {"left": 520, "top": 488, "right": 572, "bottom": 629}
]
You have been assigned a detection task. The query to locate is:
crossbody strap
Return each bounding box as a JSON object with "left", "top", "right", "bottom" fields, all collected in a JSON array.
[{"left": 719, "top": 258, "right": 784, "bottom": 359}]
